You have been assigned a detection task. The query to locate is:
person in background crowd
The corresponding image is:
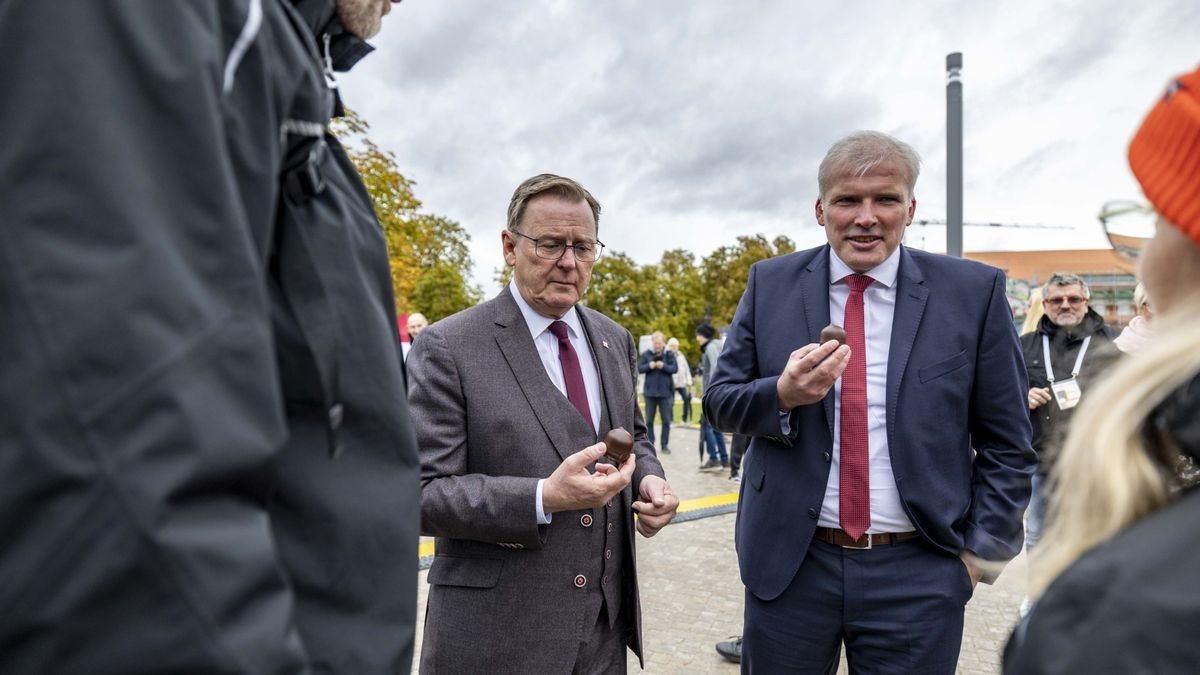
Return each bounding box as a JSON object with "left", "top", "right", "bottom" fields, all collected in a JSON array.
[
  {"left": 403, "top": 311, "right": 429, "bottom": 361},
  {"left": 1113, "top": 282, "right": 1153, "bottom": 353},
  {"left": 639, "top": 331, "right": 678, "bottom": 454},
  {"left": 1018, "top": 272, "right": 1118, "bottom": 616},
  {"left": 1021, "top": 287, "right": 1046, "bottom": 335},
  {"left": 728, "top": 434, "right": 749, "bottom": 483},
  {"left": 1004, "top": 63, "right": 1200, "bottom": 674},
  {"left": 667, "top": 337, "right": 694, "bottom": 424},
  {"left": 696, "top": 324, "right": 729, "bottom": 470},
  {"left": 1020, "top": 272, "right": 1117, "bottom": 554}
]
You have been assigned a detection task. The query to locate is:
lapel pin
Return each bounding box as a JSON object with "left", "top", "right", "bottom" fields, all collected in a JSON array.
[{"left": 602, "top": 340, "right": 609, "bottom": 349}]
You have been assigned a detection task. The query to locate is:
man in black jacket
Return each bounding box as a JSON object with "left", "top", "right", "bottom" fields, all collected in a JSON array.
[
  {"left": 1020, "top": 272, "right": 1117, "bottom": 554},
  {"left": 0, "top": 2, "right": 418, "bottom": 673},
  {"left": 638, "top": 331, "right": 678, "bottom": 453}
]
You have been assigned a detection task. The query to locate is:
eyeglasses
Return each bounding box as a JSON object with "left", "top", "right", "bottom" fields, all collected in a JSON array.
[
  {"left": 1097, "top": 199, "right": 1154, "bottom": 263},
  {"left": 1043, "top": 295, "right": 1086, "bottom": 306},
  {"left": 511, "top": 231, "right": 605, "bottom": 262}
]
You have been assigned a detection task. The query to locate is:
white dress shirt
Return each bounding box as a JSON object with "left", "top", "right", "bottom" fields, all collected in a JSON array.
[
  {"left": 819, "top": 247, "right": 914, "bottom": 533},
  {"left": 509, "top": 281, "right": 602, "bottom": 524}
]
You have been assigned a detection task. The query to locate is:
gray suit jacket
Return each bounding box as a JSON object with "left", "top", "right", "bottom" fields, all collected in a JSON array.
[{"left": 409, "top": 287, "right": 665, "bottom": 673}]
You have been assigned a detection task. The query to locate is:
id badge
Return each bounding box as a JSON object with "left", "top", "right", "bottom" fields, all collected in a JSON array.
[{"left": 1051, "top": 377, "right": 1082, "bottom": 410}]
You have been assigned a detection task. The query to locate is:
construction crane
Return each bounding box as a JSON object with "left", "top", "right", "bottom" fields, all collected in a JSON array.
[
  {"left": 905, "top": 218, "right": 1073, "bottom": 251},
  {"left": 911, "top": 218, "right": 1072, "bottom": 230}
]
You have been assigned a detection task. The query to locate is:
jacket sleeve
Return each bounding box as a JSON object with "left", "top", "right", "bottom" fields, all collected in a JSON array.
[
  {"left": 965, "top": 270, "right": 1038, "bottom": 565},
  {"left": 0, "top": 2, "right": 306, "bottom": 672},
  {"left": 662, "top": 350, "right": 678, "bottom": 375},
  {"left": 410, "top": 325, "right": 546, "bottom": 547},
  {"left": 637, "top": 350, "right": 651, "bottom": 373},
  {"left": 626, "top": 333, "right": 666, "bottom": 490},
  {"left": 704, "top": 264, "right": 793, "bottom": 438}
]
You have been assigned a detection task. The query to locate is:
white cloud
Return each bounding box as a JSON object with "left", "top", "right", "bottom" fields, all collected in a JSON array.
[{"left": 342, "top": 0, "right": 1200, "bottom": 298}]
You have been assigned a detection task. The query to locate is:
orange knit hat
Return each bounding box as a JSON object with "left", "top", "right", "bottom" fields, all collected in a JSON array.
[{"left": 1128, "top": 65, "right": 1200, "bottom": 247}]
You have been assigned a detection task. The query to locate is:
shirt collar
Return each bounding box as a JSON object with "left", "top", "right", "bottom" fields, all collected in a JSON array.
[
  {"left": 509, "top": 280, "right": 584, "bottom": 340},
  {"left": 828, "top": 245, "right": 901, "bottom": 288}
]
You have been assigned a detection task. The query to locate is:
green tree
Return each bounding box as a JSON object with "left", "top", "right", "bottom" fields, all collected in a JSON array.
[
  {"left": 496, "top": 228, "right": 794, "bottom": 366},
  {"left": 582, "top": 251, "right": 658, "bottom": 338},
  {"left": 331, "top": 110, "right": 481, "bottom": 320},
  {"left": 700, "top": 234, "right": 796, "bottom": 329}
]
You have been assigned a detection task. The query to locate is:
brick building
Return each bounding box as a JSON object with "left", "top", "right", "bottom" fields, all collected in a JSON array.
[{"left": 966, "top": 248, "right": 1139, "bottom": 326}]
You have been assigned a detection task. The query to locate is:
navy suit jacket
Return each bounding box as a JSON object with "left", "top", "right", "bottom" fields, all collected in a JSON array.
[
  {"left": 638, "top": 349, "right": 678, "bottom": 398},
  {"left": 705, "top": 245, "right": 1035, "bottom": 601}
]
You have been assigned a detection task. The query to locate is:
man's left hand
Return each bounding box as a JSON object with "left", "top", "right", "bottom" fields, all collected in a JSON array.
[
  {"left": 960, "top": 553, "right": 983, "bottom": 590},
  {"left": 632, "top": 475, "right": 679, "bottom": 537}
]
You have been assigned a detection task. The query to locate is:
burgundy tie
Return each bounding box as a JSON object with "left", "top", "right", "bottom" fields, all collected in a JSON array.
[
  {"left": 549, "top": 320, "right": 595, "bottom": 434},
  {"left": 839, "top": 274, "right": 873, "bottom": 540}
]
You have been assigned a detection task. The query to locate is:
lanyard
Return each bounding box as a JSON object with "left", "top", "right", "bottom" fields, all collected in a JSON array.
[{"left": 1042, "top": 335, "right": 1091, "bottom": 384}]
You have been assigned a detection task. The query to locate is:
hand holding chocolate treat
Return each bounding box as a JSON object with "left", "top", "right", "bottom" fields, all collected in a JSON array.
[
  {"left": 603, "top": 427, "right": 634, "bottom": 463},
  {"left": 820, "top": 324, "right": 847, "bottom": 347}
]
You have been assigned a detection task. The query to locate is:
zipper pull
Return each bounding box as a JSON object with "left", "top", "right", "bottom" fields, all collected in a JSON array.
[{"left": 322, "top": 33, "right": 338, "bottom": 91}]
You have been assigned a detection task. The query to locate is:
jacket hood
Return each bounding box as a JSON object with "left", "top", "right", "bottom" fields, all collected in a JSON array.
[
  {"left": 290, "top": 0, "right": 375, "bottom": 72},
  {"left": 1036, "top": 307, "right": 1108, "bottom": 340},
  {"left": 1151, "top": 372, "right": 1200, "bottom": 465}
]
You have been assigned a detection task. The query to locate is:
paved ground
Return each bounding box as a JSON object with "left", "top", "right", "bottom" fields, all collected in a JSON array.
[{"left": 412, "top": 424, "right": 1026, "bottom": 674}]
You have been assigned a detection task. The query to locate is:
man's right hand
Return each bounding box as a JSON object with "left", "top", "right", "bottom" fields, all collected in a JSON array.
[
  {"left": 776, "top": 340, "right": 850, "bottom": 410},
  {"left": 542, "top": 443, "right": 636, "bottom": 514},
  {"left": 1028, "top": 387, "right": 1052, "bottom": 410}
]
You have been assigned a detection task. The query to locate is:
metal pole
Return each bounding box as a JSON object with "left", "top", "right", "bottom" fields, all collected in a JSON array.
[{"left": 946, "top": 52, "right": 963, "bottom": 257}]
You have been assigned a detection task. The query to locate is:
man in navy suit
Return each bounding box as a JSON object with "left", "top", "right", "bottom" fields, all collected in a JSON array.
[{"left": 704, "top": 131, "right": 1035, "bottom": 673}]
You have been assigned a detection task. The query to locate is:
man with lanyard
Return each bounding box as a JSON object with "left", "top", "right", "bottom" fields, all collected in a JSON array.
[{"left": 1020, "top": 273, "right": 1117, "bottom": 559}]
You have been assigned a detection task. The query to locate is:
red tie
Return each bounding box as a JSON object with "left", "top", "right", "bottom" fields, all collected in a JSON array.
[
  {"left": 549, "top": 321, "right": 595, "bottom": 434},
  {"left": 839, "top": 274, "right": 873, "bottom": 540}
]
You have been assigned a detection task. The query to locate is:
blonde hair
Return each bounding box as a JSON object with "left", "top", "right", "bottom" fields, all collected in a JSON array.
[
  {"left": 1133, "top": 282, "right": 1150, "bottom": 310},
  {"left": 1030, "top": 293, "right": 1200, "bottom": 596},
  {"left": 1021, "top": 287, "right": 1045, "bottom": 334},
  {"left": 818, "top": 131, "right": 921, "bottom": 201}
]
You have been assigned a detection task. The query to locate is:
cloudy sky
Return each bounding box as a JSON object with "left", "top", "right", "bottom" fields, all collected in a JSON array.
[{"left": 343, "top": 0, "right": 1199, "bottom": 297}]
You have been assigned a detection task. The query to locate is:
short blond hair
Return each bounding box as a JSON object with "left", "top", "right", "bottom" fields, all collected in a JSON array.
[{"left": 818, "top": 131, "right": 921, "bottom": 201}]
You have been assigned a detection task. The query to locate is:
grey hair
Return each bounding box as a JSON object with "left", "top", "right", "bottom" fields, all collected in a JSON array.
[
  {"left": 506, "top": 174, "right": 601, "bottom": 233},
  {"left": 1133, "top": 282, "right": 1150, "bottom": 309},
  {"left": 818, "top": 131, "right": 921, "bottom": 201},
  {"left": 1044, "top": 272, "right": 1091, "bottom": 299}
]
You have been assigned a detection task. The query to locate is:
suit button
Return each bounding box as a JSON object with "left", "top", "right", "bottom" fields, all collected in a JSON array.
[
  {"left": 574, "top": 574, "right": 586, "bottom": 588},
  {"left": 605, "top": 549, "right": 612, "bottom": 560},
  {"left": 328, "top": 403, "right": 344, "bottom": 430},
  {"left": 807, "top": 508, "right": 818, "bottom": 519},
  {"left": 823, "top": 452, "right": 831, "bottom": 462},
  {"left": 581, "top": 514, "right": 593, "bottom": 527},
  {"left": 607, "top": 523, "right": 614, "bottom": 533},
  {"left": 606, "top": 500, "right": 613, "bottom": 509},
  {"left": 602, "top": 575, "right": 609, "bottom": 586}
]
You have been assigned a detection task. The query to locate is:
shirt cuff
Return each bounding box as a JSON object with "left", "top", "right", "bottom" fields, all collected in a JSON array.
[
  {"left": 779, "top": 410, "right": 794, "bottom": 436},
  {"left": 536, "top": 478, "right": 553, "bottom": 525}
]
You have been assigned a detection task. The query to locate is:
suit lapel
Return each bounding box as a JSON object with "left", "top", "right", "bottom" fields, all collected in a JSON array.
[
  {"left": 801, "top": 246, "right": 835, "bottom": 437},
  {"left": 492, "top": 288, "right": 577, "bottom": 462},
  {"left": 886, "top": 246, "right": 929, "bottom": 455},
  {"left": 578, "top": 309, "right": 628, "bottom": 437}
]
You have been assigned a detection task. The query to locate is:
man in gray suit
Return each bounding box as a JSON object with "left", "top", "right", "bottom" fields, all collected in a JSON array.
[{"left": 409, "top": 174, "right": 680, "bottom": 673}]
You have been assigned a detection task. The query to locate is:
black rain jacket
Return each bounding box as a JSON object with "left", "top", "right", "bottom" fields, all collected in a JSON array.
[
  {"left": 0, "top": 2, "right": 419, "bottom": 673},
  {"left": 1019, "top": 309, "right": 1116, "bottom": 471}
]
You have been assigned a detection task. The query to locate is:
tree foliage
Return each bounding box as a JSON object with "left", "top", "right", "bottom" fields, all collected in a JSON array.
[
  {"left": 582, "top": 235, "right": 796, "bottom": 365},
  {"left": 331, "top": 109, "right": 481, "bottom": 321}
]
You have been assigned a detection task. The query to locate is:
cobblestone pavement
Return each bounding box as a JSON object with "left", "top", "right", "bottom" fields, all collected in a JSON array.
[{"left": 413, "top": 424, "right": 1026, "bottom": 674}]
